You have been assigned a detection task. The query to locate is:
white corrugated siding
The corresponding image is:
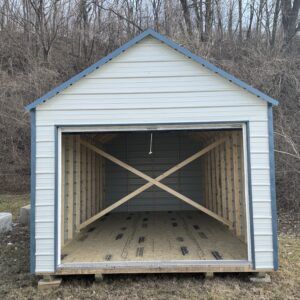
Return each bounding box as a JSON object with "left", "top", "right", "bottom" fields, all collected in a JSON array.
[{"left": 34, "top": 37, "right": 274, "bottom": 272}]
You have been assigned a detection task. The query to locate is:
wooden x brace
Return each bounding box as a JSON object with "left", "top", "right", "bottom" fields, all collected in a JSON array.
[{"left": 78, "top": 137, "right": 230, "bottom": 230}]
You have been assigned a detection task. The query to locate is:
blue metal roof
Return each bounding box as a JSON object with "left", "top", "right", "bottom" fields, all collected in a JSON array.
[{"left": 25, "top": 28, "right": 278, "bottom": 111}]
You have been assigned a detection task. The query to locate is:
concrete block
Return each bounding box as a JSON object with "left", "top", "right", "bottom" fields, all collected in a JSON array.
[
  {"left": 19, "top": 204, "right": 30, "bottom": 225},
  {"left": 0, "top": 213, "right": 12, "bottom": 233},
  {"left": 94, "top": 274, "right": 104, "bottom": 282},
  {"left": 204, "top": 272, "right": 214, "bottom": 279},
  {"left": 38, "top": 278, "right": 62, "bottom": 290},
  {"left": 250, "top": 273, "right": 271, "bottom": 283}
]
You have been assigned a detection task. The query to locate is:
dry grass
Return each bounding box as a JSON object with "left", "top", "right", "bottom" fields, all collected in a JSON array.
[
  {"left": 0, "top": 194, "right": 29, "bottom": 221},
  {"left": 0, "top": 195, "right": 299, "bottom": 299}
]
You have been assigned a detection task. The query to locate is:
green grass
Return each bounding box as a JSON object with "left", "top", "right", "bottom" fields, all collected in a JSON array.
[{"left": 0, "top": 194, "right": 30, "bottom": 221}]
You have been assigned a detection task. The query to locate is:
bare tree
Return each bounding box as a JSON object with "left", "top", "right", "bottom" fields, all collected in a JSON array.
[
  {"left": 281, "top": 0, "right": 300, "bottom": 45},
  {"left": 179, "top": 0, "right": 193, "bottom": 35}
]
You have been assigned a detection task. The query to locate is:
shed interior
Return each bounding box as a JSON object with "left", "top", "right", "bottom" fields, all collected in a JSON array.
[{"left": 60, "top": 129, "right": 248, "bottom": 265}]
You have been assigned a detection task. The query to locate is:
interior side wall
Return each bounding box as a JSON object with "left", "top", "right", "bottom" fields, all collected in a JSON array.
[
  {"left": 201, "top": 131, "right": 247, "bottom": 242},
  {"left": 105, "top": 132, "right": 203, "bottom": 211},
  {"left": 60, "top": 135, "right": 105, "bottom": 246}
]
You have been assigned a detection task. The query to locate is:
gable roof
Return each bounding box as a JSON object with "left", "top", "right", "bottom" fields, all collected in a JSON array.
[{"left": 25, "top": 28, "right": 278, "bottom": 111}]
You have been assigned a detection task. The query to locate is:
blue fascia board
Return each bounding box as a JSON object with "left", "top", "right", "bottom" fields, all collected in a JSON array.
[
  {"left": 268, "top": 104, "right": 279, "bottom": 270},
  {"left": 30, "top": 109, "right": 36, "bottom": 273},
  {"left": 25, "top": 28, "right": 278, "bottom": 111}
]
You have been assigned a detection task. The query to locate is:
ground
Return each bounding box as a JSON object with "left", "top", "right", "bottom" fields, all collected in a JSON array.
[{"left": 0, "top": 195, "right": 299, "bottom": 299}]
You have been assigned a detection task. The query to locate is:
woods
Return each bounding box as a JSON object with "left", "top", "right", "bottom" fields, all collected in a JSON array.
[{"left": 0, "top": 0, "right": 299, "bottom": 214}]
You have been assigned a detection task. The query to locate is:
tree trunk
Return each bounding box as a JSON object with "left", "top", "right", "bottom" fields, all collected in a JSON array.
[
  {"left": 238, "top": 0, "right": 243, "bottom": 40},
  {"left": 271, "top": 0, "right": 281, "bottom": 46},
  {"left": 247, "top": 0, "right": 255, "bottom": 39},
  {"left": 204, "top": 0, "right": 212, "bottom": 41},
  {"left": 281, "top": 0, "right": 300, "bottom": 45},
  {"left": 179, "top": 0, "right": 193, "bottom": 35}
]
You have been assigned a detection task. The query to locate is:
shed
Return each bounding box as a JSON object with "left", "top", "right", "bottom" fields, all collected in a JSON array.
[{"left": 26, "top": 29, "right": 278, "bottom": 276}]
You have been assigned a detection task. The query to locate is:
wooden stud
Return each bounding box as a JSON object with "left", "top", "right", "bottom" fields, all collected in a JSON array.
[
  {"left": 81, "top": 146, "right": 87, "bottom": 222},
  {"left": 87, "top": 148, "right": 92, "bottom": 219},
  {"left": 210, "top": 147, "right": 216, "bottom": 213},
  {"left": 237, "top": 131, "right": 247, "bottom": 242},
  {"left": 91, "top": 151, "right": 96, "bottom": 216},
  {"left": 67, "top": 136, "right": 74, "bottom": 241},
  {"left": 95, "top": 155, "right": 99, "bottom": 213},
  {"left": 61, "top": 136, "right": 66, "bottom": 247},
  {"left": 215, "top": 146, "right": 222, "bottom": 216},
  {"left": 220, "top": 143, "right": 227, "bottom": 219},
  {"left": 204, "top": 155, "right": 208, "bottom": 208},
  {"left": 232, "top": 132, "right": 242, "bottom": 236},
  {"left": 99, "top": 156, "right": 104, "bottom": 211},
  {"left": 75, "top": 136, "right": 81, "bottom": 230},
  {"left": 225, "top": 136, "right": 234, "bottom": 230},
  {"left": 207, "top": 152, "right": 212, "bottom": 211}
]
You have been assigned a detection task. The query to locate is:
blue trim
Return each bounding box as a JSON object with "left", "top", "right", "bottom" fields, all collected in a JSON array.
[
  {"left": 245, "top": 122, "right": 256, "bottom": 269},
  {"left": 54, "top": 126, "right": 59, "bottom": 271},
  {"left": 30, "top": 109, "right": 36, "bottom": 273},
  {"left": 25, "top": 28, "right": 278, "bottom": 111},
  {"left": 268, "top": 104, "right": 279, "bottom": 270}
]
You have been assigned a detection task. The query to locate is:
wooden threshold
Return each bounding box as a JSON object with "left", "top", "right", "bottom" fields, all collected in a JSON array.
[{"left": 55, "top": 262, "right": 253, "bottom": 275}]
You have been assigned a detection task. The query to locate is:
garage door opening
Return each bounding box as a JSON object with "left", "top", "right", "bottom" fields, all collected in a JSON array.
[{"left": 59, "top": 128, "right": 249, "bottom": 266}]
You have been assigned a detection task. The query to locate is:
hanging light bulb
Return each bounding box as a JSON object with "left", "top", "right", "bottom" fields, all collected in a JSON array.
[{"left": 149, "top": 133, "right": 153, "bottom": 155}]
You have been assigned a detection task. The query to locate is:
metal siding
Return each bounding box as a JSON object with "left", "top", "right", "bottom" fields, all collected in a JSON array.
[
  {"left": 33, "top": 38, "right": 275, "bottom": 272},
  {"left": 105, "top": 132, "right": 203, "bottom": 211},
  {"left": 26, "top": 29, "right": 278, "bottom": 111}
]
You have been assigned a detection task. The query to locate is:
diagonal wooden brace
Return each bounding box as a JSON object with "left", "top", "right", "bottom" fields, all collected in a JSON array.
[{"left": 78, "top": 138, "right": 230, "bottom": 230}]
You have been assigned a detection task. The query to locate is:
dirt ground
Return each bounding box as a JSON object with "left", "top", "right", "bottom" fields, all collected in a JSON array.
[{"left": 0, "top": 195, "right": 299, "bottom": 299}]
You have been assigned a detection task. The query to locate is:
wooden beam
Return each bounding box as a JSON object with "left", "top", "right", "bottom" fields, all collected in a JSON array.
[
  {"left": 75, "top": 136, "right": 81, "bottom": 230},
  {"left": 225, "top": 136, "right": 234, "bottom": 230},
  {"left": 211, "top": 147, "right": 216, "bottom": 213},
  {"left": 81, "top": 146, "right": 87, "bottom": 222},
  {"left": 215, "top": 145, "right": 222, "bottom": 216},
  {"left": 61, "top": 137, "right": 66, "bottom": 246},
  {"left": 220, "top": 143, "right": 227, "bottom": 219},
  {"left": 67, "top": 136, "right": 73, "bottom": 240},
  {"left": 91, "top": 151, "right": 96, "bottom": 216},
  {"left": 207, "top": 152, "right": 212, "bottom": 211},
  {"left": 237, "top": 131, "right": 247, "bottom": 242},
  {"left": 78, "top": 138, "right": 230, "bottom": 230},
  {"left": 232, "top": 132, "right": 241, "bottom": 236},
  {"left": 87, "top": 148, "right": 92, "bottom": 219}
]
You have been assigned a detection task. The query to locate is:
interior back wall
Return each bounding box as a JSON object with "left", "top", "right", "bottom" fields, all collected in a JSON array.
[{"left": 105, "top": 132, "right": 203, "bottom": 211}]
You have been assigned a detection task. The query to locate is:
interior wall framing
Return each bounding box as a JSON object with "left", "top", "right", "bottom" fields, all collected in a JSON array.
[
  {"left": 60, "top": 135, "right": 105, "bottom": 246},
  {"left": 60, "top": 125, "right": 248, "bottom": 248}
]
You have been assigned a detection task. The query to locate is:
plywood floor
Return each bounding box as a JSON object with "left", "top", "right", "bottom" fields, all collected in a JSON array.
[{"left": 61, "top": 211, "right": 247, "bottom": 263}]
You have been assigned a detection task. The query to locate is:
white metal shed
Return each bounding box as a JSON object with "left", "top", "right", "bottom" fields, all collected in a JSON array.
[{"left": 26, "top": 29, "right": 278, "bottom": 275}]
